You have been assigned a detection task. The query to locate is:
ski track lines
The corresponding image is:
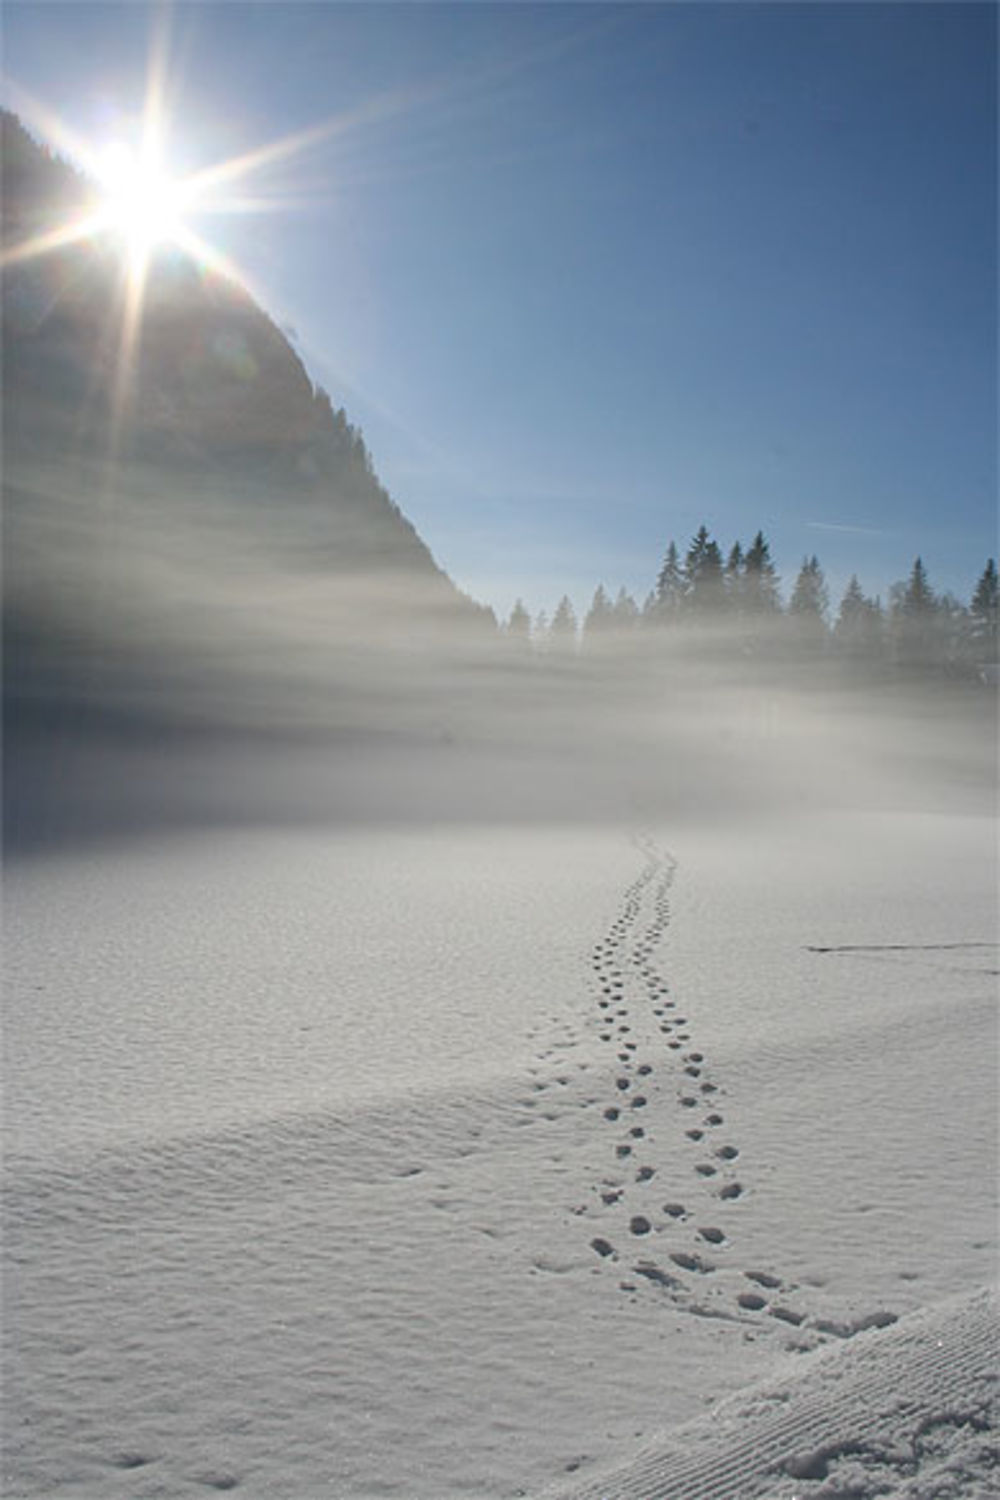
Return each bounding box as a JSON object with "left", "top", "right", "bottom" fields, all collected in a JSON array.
[
  {"left": 575, "top": 835, "right": 899, "bottom": 1340},
  {"left": 544, "top": 1288, "right": 998, "bottom": 1500}
]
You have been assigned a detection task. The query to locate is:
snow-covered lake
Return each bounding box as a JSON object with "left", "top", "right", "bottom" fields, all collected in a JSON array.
[{"left": 4, "top": 755, "right": 997, "bottom": 1497}]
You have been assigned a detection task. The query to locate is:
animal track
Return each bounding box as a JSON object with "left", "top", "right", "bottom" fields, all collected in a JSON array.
[
  {"left": 670, "top": 1250, "right": 714, "bottom": 1274},
  {"left": 738, "top": 1291, "right": 767, "bottom": 1311},
  {"left": 633, "top": 1262, "right": 682, "bottom": 1289},
  {"left": 575, "top": 833, "right": 873, "bottom": 1339}
]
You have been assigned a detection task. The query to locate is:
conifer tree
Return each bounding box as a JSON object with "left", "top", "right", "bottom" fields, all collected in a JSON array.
[
  {"left": 743, "top": 531, "right": 781, "bottom": 613},
  {"left": 684, "top": 526, "right": 725, "bottom": 614},
  {"left": 684, "top": 525, "right": 710, "bottom": 581},
  {"left": 613, "top": 586, "right": 639, "bottom": 630},
  {"left": 724, "top": 542, "right": 745, "bottom": 613},
  {"left": 892, "top": 557, "right": 937, "bottom": 668},
  {"left": 834, "top": 576, "right": 884, "bottom": 661},
  {"left": 788, "top": 555, "right": 829, "bottom": 652},
  {"left": 789, "top": 556, "right": 829, "bottom": 621},
  {"left": 654, "top": 541, "right": 685, "bottom": 622},
  {"left": 970, "top": 559, "right": 998, "bottom": 655},
  {"left": 550, "top": 595, "right": 578, "bottom": 649},
  {"left": 836, "top": 575, "right": 866, "bottom": 629},
  {"left": 584, "top": 584, "right": 615, "bottom": 639},
  {"left": 901, "top": 557, "right": 935, "bottom": 617},
  {"left": 506, "top": 599, "right": 531, "bottom": 641}
]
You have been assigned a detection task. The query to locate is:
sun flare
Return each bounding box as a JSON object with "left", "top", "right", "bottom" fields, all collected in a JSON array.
[
  {"left": 95, "top": 141, "right": 187, "bottom": 257},
  {"left": 3, "top": 31, "right": 356, "bottom": 463}
]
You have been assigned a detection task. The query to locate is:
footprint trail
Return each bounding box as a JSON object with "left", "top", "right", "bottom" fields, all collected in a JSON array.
[{"left": 581, "top": 835, "right": 897, "bottom": 1344}]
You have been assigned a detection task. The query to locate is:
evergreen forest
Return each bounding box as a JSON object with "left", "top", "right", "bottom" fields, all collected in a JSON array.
[{"left": 505, "top": 531, "right": 998, "bottom": 683}]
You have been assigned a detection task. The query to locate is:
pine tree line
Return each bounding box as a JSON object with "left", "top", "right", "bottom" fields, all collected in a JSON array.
[{"left": 504, "top": 528, "right": 998, "bottom": 677}]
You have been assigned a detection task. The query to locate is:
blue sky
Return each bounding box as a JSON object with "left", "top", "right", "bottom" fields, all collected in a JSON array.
[{"left": 4, "top": 2, "right": 997, "bottom": 620}]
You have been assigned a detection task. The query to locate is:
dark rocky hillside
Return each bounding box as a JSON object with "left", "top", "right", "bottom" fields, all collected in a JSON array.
[{"left": 2, "top": 110, "right": 493, "bottom": 737}]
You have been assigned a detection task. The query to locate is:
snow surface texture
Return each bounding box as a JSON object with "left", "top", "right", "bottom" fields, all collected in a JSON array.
[
  {"left": 542, "top": 1288, "right": 998, "bottom": 1500},
  {"left": 4, "top": 812, "right": 997, "bottom": 1497}
]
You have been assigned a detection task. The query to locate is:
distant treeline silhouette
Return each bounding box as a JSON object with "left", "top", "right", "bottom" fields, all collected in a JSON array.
[{"left": 506, "top": 529, "right": 998, "bottom": 679}]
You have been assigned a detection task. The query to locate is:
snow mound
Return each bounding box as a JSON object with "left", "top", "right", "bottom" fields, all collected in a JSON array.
[{"left": 542, "top": 1287, "right": 998, "bottom": 1500}]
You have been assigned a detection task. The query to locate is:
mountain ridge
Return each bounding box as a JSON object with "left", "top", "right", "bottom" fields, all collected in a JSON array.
[{"left": 1, "top": 107, "right": 493, "bottom": 712}]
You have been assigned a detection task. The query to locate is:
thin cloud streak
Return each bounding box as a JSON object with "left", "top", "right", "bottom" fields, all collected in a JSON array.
[{"left": 806, "top": 521, "right": 888, "bottom": 537}]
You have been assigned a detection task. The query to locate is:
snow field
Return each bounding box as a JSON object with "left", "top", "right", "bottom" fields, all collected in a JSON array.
[{"left": 3, "top": 810, "right": 996, "bottom": 1497}]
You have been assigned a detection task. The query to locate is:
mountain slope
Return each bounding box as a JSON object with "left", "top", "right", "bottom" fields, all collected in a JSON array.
[{"left": 2, "top": 110, "right": 492, "bottom": 735}]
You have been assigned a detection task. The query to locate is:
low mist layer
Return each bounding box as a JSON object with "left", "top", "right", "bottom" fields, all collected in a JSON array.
[{"left": 3, "top": 109, "right": 994, "bottom": 854}]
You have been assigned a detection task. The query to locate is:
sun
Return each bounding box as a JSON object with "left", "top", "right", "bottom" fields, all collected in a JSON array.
[
  {"left": 2, "top": 40, "right": 357, "bottom": 456},
  {"left": 94, "top": 141, "right": 187, "bottom": 259}
]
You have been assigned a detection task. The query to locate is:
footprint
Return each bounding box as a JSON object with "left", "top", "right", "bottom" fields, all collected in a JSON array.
[
  {"left": 737, "top": 1292, "right": 767, "bottom": 1311},
  {"left": 662, "top": 1203, "right": 687, "bottom": 1219},
  {"left": 634, "top": 1261, "right": 683, "bottom": 1290},
  {"left": 695, "top": 1163, "right": 717, "bottom": 1177},
  {"left": 636, "top": 1166, "right": 655, "bottom": 1182},
  {"left": 680, "top": 1096, "right": 698, "bottom": 1108},
  {"left": 744, "top": 1270, "right": 782, "bottom": 1289},
  {"left": 630, "top": 1095, "right": 647, "bottom": 1109},
  {"left": 698, "top": 1226, "right": 725, "bottom": 1244},
  {"left": 718, "top": 1182, "right": 743, "bottom": 1200},
  {"left": 616, "top": 1078, "right": 631, "bottom": 1092},
  {"left": 705, "top": 1113, "right": 724, "bottom": 1127},
  {"left": 669, "top": 1250, "right": 714, "bottom": 1274},
  {"left": 715, "top": 1145, "right": 739, "bottom": 1161},
  {"left": 604, "top": 1107, "right": 620, "bottom": 1121},
  {"left": 591, "top": 1237, "right": 616, "bottom": 1258},
  {"left": 685, "top": 1129, "right": 704, "bottom": 1141},
  {"left": 771, "top": 1306, "right": 805, "bottom": 1326},
  {"left": 630, "top": 1215, "right": 653, "bottom": 1236}
]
